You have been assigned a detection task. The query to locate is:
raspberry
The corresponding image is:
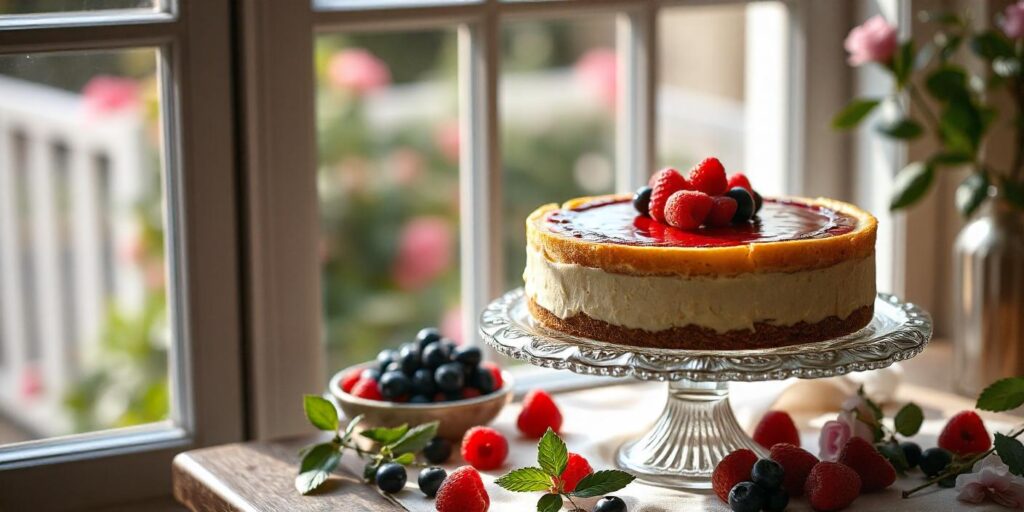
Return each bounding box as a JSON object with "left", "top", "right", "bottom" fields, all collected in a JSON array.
[
  {"left": 648, "top": 168, "right": 689, "bottom": 223},
  {"left": 706, "top": 196, "right": 738, "bottom": 227},
  {"left": 687, "top": 157, "right": 728, "bottom": 196},
  {"left": 664, "top": 190, "right": 713, "bottom": 230},
  {"left": 558, "top": 453, "right": 593, "bottom": 493},
  {"left": 938, "top": 410, "right": 992, "bottom": 456},
  {"left": 753, "top": 411, "right": 800, "bottom": 450},
  {"left": 769, "top": 443, "right": 818, "bottom": 497},
  {"left": 436, "top": 466, "right": 489, "bottom": 512},
  {"left": 480, "top": 362, "right": 503, "bottom": 390},
  {"left": 711, "top": 448, "right": 757, "bottom": 503},
  {"left": 461, "top": 426, "right": 508, "bottom": 470},
  {"left": 837, "top": 437, "right": 895, "bottom": 491},
  {"left": 461, "top": 388, "right": 482, "bottom": 399},
  {"left": 340, "top": 369, "right": 362, "bottom": 393},
  {"left": 727, "top": 172, "right": 753, "bottom": 193},
  {"left": 350, "top": 377, "right": 383, "bottom": 400},
  {"left": 805, "top": 462, "right": 861, "bottom": 511},
  {"left": 517, "top": 390, "right": 563, "bottom": 438}
]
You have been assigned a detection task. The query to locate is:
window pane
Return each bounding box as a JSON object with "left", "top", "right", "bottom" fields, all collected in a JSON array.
[
  {"left": 314, "top": 0, "right": 477, "bottom": 11},
  {"left": 0, "top": 49, "right": 172, "bottom": 444},
  {"left": 315, "top": 30, "right": 461, "bottom": 374},
  {"left": 501, "top": 17, "right": 617, "bottom": 290},
  {"left": 0, "top": 0, "right": 159, "bottom": 15},
  {"left": 657, "top": 2, "right": 788, "bottom": 195}
]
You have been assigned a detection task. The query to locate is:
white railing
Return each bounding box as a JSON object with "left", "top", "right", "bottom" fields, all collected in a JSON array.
[{"left": 0, "top": 76, "right": 146, "bottom": 438}]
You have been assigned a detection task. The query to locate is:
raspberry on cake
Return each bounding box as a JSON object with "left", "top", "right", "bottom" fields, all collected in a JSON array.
[{"left": 523, "top": 192, "right": 877, "bottom": 350}]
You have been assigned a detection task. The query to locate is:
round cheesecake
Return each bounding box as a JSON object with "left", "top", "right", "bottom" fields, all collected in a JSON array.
[{"left": 523, "top": 194, "right": 878, "bottom": 350}]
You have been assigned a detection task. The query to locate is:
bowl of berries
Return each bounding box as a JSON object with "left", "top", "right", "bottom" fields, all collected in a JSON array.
[{"left": 330, "top": 327, "right": 513, "bottom": 441}]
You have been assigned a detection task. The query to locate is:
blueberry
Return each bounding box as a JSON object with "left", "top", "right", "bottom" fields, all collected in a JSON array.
[
  {"left": 409, "top": 394, "right": 431, "bottom": 404},
  {"left": 725, "top": 187, "right": 756, "bottom": 223},
  {"left": 728, "top": 481, "right": 765, "bottom": 512},
  {"left": 377, "top": 349, "right": 398, "bottom": 371},
  {"left": 423, "top": 437, "right": 452, "bottom": 464},
  {"left": 379, "top": 370, "right": 411, "bottom": 399},
  {"left": 416, "top": 327, "right": 442, "bottom": 349},
  {"left": 633, "top": 186, "right": 653, "bottom": 217},
  {"left": 384, "top": 361, "right": 403, "bottom": 374},
  {"left": 440, "top": 339, "right": 458, "bottom": 357},
  {"left": 920, "top": 447, "right": 953, "bottom": 477},
  {"left": 751, "top": 459, "right": 784, "bottom": 491},
  {"left": 412, "top": 368, "right": 436, "bottom": 396},
  {"left": 364, "top": 461, "right": 380, "bottom": 481},
  {"left": 594, "top": 495, "right": 627, "bottom": 512},
  {"left": 453, "top": 346, "right": 482, "bottom": 369},
  {"left": 470, "top": 368, "right": 495, "bottom": 394},
  {"left": 763, "top": 487, "right": 788, "bottom": 512},
  {"left": 375, "top": 462, "right": 407, "bottom": 494},
  {"left": 399, "top": 343, "right": 420, "bottom": 375},
  {"left": 360, "top": 368, "right": 381, "bottom": 382},
  {"left": 752, "top": 190, "right": 763, "bottom": 214},
  {"left": 900, "top": 441, "right": 922, "bottom": 469},
  {"left": 417, "top": 466, "right": 447, "bottom": 498},
  {"left": 435, "top": 363, "right": 465, "bottom": 393},
  {"left": 421, "top": 342, "right": 448, "bottom": 370}
]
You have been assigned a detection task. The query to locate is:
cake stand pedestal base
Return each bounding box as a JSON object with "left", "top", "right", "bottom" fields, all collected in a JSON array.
[{"left": 615, "top": 380, "right": 766, "bottom": 490}]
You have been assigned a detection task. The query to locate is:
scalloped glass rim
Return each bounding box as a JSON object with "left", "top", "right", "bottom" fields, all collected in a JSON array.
[{"left": 479, "top": 289, "right": 933, "bottom": 382}]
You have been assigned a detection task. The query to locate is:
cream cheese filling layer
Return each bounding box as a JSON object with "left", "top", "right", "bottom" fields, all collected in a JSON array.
[{"left": 524, "top": 246, "right": 875, "bottom": 333}]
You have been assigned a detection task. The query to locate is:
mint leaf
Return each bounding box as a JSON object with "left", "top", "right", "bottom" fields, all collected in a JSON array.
[
  {"left": 390, "top": 421, "right": 439, "bottom": 455},
  {"left": 537, "top": 493, "right": 562, "bottom": 512},
  {"left": 891, "top": 162, "right": 934, "bottom": 211},
  {"left": 537, "top": 428, "right": 568, "bottom": 477},
  {"left": 393, "top": 452, "right": 416, "bottom": 466},
  {"left": 894, "top": 403, "right": 924, "bottom": 436},
  {"left": 342, "top": 414, "right": 364, "bottom": 443},
  {"left": 496, "top": 467, "right": 554, "bottom": 492},
  {"left": 303, "top": 395, "right": 339, "bottom": 432},
  {"left": 361, "top": 424, "right": 409, "bottom": 445},
  {"left": 295, "top": 443, "right": 341, "bottom": 494},
  {"left": 876, "top": 118, "right": 924, "bottom": 139},
  {"left": 570, "top": 470, "right": 636, "bottom": 498},
  {"left": 977, "top": 378, "right": 1024, "bottom": 412},
  {"left": 995, "top": 433, "right": 1024, "bottom": 476},
  {"left": 832, "top": 98, "right": 881, "bottom": 129}
]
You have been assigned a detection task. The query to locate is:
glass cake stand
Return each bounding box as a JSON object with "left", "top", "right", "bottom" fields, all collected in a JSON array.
[{"left": 478, "top": 288, "right": 933, "bottom": 490}]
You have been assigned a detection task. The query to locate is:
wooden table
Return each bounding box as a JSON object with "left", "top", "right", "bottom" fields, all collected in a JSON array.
[{"left": 172, "top": 342, "right": 1018, "bottom": 511}]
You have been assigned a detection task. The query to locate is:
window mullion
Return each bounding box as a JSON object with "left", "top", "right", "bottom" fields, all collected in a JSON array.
[
  {"left": 0, "top": 17, "right": 178, "bottom": 54},
  {"left": 615, "top": 2, "right": 656, "bottom": 191},
  {"left": 458, "top": 6, "right": 502, "bottom": 350}
]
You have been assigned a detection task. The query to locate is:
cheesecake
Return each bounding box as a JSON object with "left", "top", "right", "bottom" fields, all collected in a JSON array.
[{"left": 523, "top": 194, "right": 877, "bottom": 350}]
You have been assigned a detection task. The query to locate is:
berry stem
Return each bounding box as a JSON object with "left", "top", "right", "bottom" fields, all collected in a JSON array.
[{"left": 901, "top": 424, "right": 1024, "bottom": 499}]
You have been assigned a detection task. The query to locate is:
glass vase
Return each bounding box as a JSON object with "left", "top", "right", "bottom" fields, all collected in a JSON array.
[{"left": 953, "top": 195, "right": 1024, "bottom": 396}]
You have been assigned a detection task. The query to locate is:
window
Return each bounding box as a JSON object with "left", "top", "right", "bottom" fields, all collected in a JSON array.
[{"left": 0, "top": 3, "right": 242, "bottom": 509}]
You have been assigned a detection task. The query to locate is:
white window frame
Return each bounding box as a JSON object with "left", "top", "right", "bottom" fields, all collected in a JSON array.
[
  {"left": 241, "top": 0, "right": 856, "bottom": 440},
  {"left": 0, "top": 3, "right": 244, "bottom": 509}
]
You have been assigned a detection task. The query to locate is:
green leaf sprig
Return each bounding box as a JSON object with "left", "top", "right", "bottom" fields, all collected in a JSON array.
[
  {"left": 902, "top": 377, "right": 1024, "bottom": 498},
  {"left": 495, "top": 429, "right": 635, "bottom": 512},
  {"left": 295, "top": 394, "right": 439, "bottom": 495}
]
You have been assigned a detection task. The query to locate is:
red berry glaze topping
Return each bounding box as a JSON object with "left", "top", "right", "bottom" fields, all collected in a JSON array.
[
  {"left": 712, "top": 449, "right": 758, "bottom": 503},
  {"left": 461, "top": 426, "right": 508, "bottom": 471},
  {"left": 753, "top": 410, "right": 801, "bottom": 450},
  {"left": 687, "top": 157, "right": 728, "bottom": 196},
  {"left": 517, "top": 390, "right": 563, "bottom": 438},
  {"left": 648, "top": 168, "right": 688, "bottom": 223},
  {"left": 436, "top": 466, "right": 490, "bottom": 512},
  {"left": 938, "top": 410, "right": 992, "bottom": 456}
]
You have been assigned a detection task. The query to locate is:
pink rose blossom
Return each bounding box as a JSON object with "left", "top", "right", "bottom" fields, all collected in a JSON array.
[
  {"left": 956, "top": 454, "right": 1024, "bottom": 508},
  {"left": 838, "top": 396, "right": 878, "bottom": 442},
  {"left": 441, "top": 304, "right": 464, "bottom": 346},
  {"left": 82, "top": 76, "right": 140, "bottom": 117},
  {"left": 327, "top": 49, "right": 391, "bottom": 95},
  {"left": 819, "top": 420, "right": 852, "bottom": 462},
  {"left": 392, "top": 216, "right": 453, "bottom": 291},
  {"left": 388, "top": 147, "right": 424, "bottom": 186},
  {"left": 1001, "top": 2, "right": 1024, "bottom": 39},
  {"left": 434, "top": 120, "right": 460, "bottom": 164},
  {"left": 844, "top": 15, "right": 898, "bottom": 66},
  {"left": 574, "top": 48, "right": 617, "bottom": 108}
]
